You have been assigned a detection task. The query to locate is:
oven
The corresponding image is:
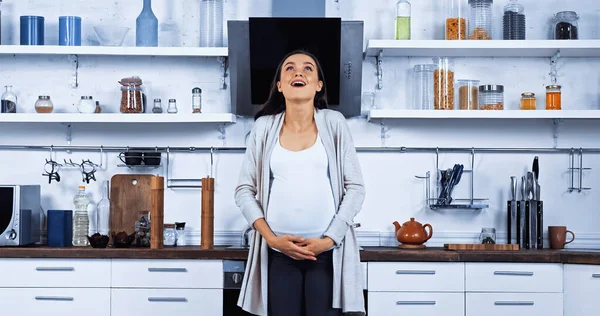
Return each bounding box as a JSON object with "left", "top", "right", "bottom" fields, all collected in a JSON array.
[{"left": 223, "top": 260, "right": 254, "bottom": 315}]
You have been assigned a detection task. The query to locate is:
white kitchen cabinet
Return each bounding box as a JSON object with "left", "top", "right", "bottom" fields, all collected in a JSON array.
[
  {"left": 466, "top": 293, "right": 563, "bottom": 316},
  {"left": 465, "top": 262, "right": 563, "bottom": 293},
  {"left": 111, "top": 259, "right": 222, "bottom": 289},
  {"left": 564, "top": 264, "right": 600, "bottom": 316},
  {"left": 111, "top": 288, "right": 222, "bottom": 316},
  {"left": 368, "top": 262, "right": 465, "bottom": 292},
  {"left": 0, "top": 258, "right": 111, "bottom": 288},
  {"left": 0, "top": 288, "right": 110, "bottom": 316},
  {"left": 368, "top": 292, "right": 464, "bottom": 316}
]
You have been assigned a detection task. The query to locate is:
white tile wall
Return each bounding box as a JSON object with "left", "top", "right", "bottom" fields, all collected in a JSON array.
[{"left": 1, "top": 0, "right": 600, "bottom": 247}]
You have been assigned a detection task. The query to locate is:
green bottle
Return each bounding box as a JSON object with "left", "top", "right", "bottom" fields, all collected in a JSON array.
[{"left": 395, "top": 0, "right": 411, "bottom": 40}]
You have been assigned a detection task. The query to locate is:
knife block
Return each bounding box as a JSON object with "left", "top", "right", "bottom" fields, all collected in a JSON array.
[
  {"left": 201, "top": 177, "right": 215, "bottom": 250},
  {"left": 150, "top": 176, "right": 165, "bottom": 249},
  {"left": 508, "top": 200, "right": 543, "bottom": 249}
]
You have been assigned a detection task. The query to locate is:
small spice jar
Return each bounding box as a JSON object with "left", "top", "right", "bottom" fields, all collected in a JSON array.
[
  {"left": 163, "top": 224, "right": 177, "bottom": 246},
  {"left": 546, "top": 85, "right": 561, "bottom": 110},
  {"left": 167, "top": 98, "right": 178, "bottom": 114},
  {"left": 520, "top": 92, "right": 536, "bottom": 110},
  {"left": 479, "top": 85, "right": 504, "bottom": 110},
  {"left": 175, "top": 222, "right": 186, "bottom": 246},
  {"left": 34, "top": 95, "right": 54, "bottom": 113},
  {"left": 192, "top": 87, "right": 202, "bottom": 113},
  {"left": 152, "top": 98, "right": 163, "bottom": 113}
]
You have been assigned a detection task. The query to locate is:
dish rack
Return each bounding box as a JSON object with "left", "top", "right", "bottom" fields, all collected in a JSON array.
[{"left": 416, "top": 148, "right": 489, "bottom": 210}]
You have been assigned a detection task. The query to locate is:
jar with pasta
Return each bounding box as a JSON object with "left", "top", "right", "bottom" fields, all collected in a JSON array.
[
  {"left": 479, "top": 85, "right": 504, "bottom": 110},
  {"left": 457, "top": 79, "right": 479, "bottom": 110},
  {"left": 433, "top": 57, "right": 455, "bottom": 110},
  {"left": 119, "top": 76, "right": 144, "bottom": 114},
  {"left": 468, "top": 0, "right": 493, "bottom": 40},
  {"left": 446, "top": 0, "right": 466, "bottom": 40}
]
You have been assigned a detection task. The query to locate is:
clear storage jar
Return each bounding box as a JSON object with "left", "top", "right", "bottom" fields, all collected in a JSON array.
[
  {"left": 200, "top": 0, "right": 224, "bottom": 47},
  {"left": 457, "top": 79, "right": 479, "bottom": 110},
  {"left": 35, "top": 95, "right": 54, "bottom": 113},
  {"left": 163, "top": 224, "right": 176, "bottom": 246},
  {"left": 468, "top": 0, "right": 493, "bottom": 40},
  {"left": 503, "top": 0, "right": 525, "bottom": 40},
  {"left": 119, "top": 76, "right": 144, "bottom": 113},
  {"left": 479, "top": 85, "right": 504, "bottom": 110},
  {"left": 553, "top": 11, "right": 579, "bottom": 40},
  {"left": 446, "top": 0, "right": 466, "bottom": 40},
  {"left": 412, "top": 64, "right": 435, "bottom": 110},
  {"left": 433, "top": 57, "right": 455, "bottom": 110}
]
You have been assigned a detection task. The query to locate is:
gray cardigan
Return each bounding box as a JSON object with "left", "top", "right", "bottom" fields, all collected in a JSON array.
[{"left": 235, "top": 108, "right": 366, "bottom": 315}]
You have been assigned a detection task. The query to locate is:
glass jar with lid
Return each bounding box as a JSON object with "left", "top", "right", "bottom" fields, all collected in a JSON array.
[
  {"left": 520, "top": 92, "right": 536, "bottom": 110},
  {"left": 412, "top": 64, "right": 435, "bottom": 110},
  {"left": 119, "top": 76, "right": 144, "bottom": 113},
  {"left": 553, "top": 11, "right": 579, "bottom": 40},
  {"left": 76, "top": 96, "right": 96, "bottom": 113},
  {"left": 546, "top": 85, "right": 561, "bottom": 110},
  {"left": 479, "top": 85, "right": 504, "bottom": 110},
  {"left": 468, "top": 0, "right": 493, "bottom": 40},
  {"left": 503, "top": 0, "right": 525, "bottom": 40},
  {"left": 35, "top": 96, "right": 54, "bottom": 113},
  {"left": 152, "top": 98, "right": 163, "bottom": 113},
  {"left": 446, "top": 0, "right": 466, "bottom": 40},
  {"left": 433, "top": 57, "right": 455, "bottom": 110},
  {"left": 192, "top": 87, "right": 202, "bottom": 113},
  {"left": 163, "top": 223, "right": 176, "bottom": 246},
  {"left": 457, "top": 79, "right": 479, "bottom": 110}
]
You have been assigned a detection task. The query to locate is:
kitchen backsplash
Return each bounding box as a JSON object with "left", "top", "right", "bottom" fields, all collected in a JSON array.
[{"left": 1, "top": 0, "right": 600, "bottom": 247}]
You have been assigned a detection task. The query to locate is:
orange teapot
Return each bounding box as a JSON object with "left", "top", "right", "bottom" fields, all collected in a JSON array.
[{"left": 393, "top": 218, "right": 433, "bottom": 246}]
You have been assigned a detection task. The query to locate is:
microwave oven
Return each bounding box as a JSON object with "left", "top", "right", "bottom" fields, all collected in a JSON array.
[{"left": 0, "top": 185, "right": 42, "bottom": 246}]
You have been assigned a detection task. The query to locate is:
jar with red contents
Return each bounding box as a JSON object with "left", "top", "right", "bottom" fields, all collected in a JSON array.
[{"left": 119, "top": 76, "right": 146, "bottom": 113}]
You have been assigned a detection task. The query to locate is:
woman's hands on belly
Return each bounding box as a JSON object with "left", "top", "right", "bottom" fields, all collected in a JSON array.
[
  {"left": 268, "top": 235, "right": 317, "bottom": 260},
  {"left": 297, "top": 237, "right": 334, "bottom": 256}
]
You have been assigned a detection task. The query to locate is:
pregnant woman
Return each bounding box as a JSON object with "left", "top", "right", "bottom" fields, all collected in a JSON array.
[{"left": 235, "top": 49, "right": 366, "bottom": 316}]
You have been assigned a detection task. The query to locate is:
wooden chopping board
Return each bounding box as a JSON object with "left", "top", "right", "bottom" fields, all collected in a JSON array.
[
  {"left": 444, "top": 244, "right": 520, "bottom": 251},
  {"left": 110, "top": 174, "right": 156, "bottom": 236}
]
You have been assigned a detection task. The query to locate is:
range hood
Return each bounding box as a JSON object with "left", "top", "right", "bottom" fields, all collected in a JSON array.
[{"left": 227, "top": 17, "right": 364, "bottom": 118}]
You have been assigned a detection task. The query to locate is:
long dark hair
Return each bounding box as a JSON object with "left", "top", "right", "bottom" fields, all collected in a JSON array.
[{"left": 254, "top": 49, "right": 328, "bottom": 120}]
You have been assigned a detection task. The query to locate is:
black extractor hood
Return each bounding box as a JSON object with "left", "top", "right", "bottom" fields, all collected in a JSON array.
[{"left": 227, "top": 17, "right": 364, "bottom": 118}]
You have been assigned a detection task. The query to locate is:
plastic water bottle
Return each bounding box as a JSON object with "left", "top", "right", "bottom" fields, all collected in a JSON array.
[{"left": 72, "top": 185, "right": 90, "bottom": 246}]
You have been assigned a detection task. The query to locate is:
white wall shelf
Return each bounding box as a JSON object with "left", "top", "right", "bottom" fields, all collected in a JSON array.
[
  {"left": 0, "top": 113, "right": 236, "bottom": 123},
  {"left": 0, "top": 45, "right": 228, "bottom": 57},
  {"left": 365, "top": 40, "right": 600, "bottom": 58},
  {"left": 368, "top": 109, "right": 600, "bottom": 120}
]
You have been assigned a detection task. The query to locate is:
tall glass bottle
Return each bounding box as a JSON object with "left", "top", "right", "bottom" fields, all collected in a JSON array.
[
  {"left": 200, "top": 0, "right": 224, "bottom": 47},
  {"left": 1, "top": 86, "right": 17, "bottom": 113},
  {"left": 136, "top": 0, "right": 158, "bottom": 47},
  {"left": 96, "top": 180, "right": 110, "bottom": 236},
  {"left": 159, "top": 0, "right": 180, "bottom": 47},
  {"left": 395, "top": 0, "right": 411, "bottom": 40},
  {"left": 72, "top": 186, "right": 90, "bottom": 246}
]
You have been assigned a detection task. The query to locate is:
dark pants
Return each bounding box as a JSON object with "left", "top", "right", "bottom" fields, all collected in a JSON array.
[{"left": 268, "top": 248, "right": 343, "bottom": 316}]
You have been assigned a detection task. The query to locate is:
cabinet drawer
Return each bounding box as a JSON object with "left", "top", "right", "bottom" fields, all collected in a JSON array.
[
  {"left": 111, "top": 259, "right": 222, "bottom": 289},
  {"left": 0, "top": 258, "right": 110, "bottom": 288},
  {"left": 368, "top": 292, "right": 464, "bottom": 316},
  {"left": 0, "top": 288, "right": 110, "bottom": 316},
  {"left": 368, "top": 262, "right": 464, "bottom": 292},
  {"left": 465, "top": 263, "right": 562, "bottom": 293},
  {"left": 466, "top": 293, "right": 563, "bottom": 316},
  {"left": 564, "top": 264, "right": 600, "bottom": 316},
  {"left": 111, "top": 289, "right": 222, "bottom": 316}
]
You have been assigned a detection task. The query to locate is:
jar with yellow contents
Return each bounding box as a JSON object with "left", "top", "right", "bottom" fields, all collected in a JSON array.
[
  {"left": 520, "top": 92, "right": 536, "bottom": 110},
  {"left": 546, "top": 85, "right": 561, "bottom": 110}
]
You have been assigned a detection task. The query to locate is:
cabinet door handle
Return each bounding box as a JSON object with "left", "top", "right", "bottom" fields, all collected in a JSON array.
[
  {"left": 35, "top": 267, "right": 75, "bottom": 272},
  {"left": 495, "top": 301, "right": 534, "bottom": 306},
  {"left": 396, "top": 301, "right": 436, "bottom": 305},
  {"left": 35, "top": 296, "right": 74, "bottom": 301},
  {"left": 493, "top": 271, "right": 534, "bottom": 276},
  {"left": 148, "top": 297, "right": 188, "bottom": 303},
  {"left": 592, "top": 274, "right": 600, "bottom": 278},
  {"left": 147, "top": 268, "right": 188, "bottom": 273},
  {"left": 396, "top": 270, "right": 436, "bottom": 275}
]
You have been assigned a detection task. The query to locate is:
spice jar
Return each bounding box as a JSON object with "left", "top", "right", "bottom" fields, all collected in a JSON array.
[
  {"left": 167, "top": 98, "right": 178, "bottom": 113},
  {"left": 433, "top": 57, "right": 455, "bottom": 110},
  {"left": 468, "top": 0, "right": 493, "bottom": 40},
  {"left": 446, "top": 0, "right": 466, "bottom": 40},
  {"left": 520, "top": 92, "right": 536, "bottom": 110},
  {"left": 553, "top": 11, "right": 579, "bottom": 40},
  {"left": 34, "top": 95, "right": 54, "bottom": 113},
  {"left": 479, "top": 85, "right": 504, "bottom": 110},
  {"left": 76, "top": 96, "right": 96, "bottom": 113},
  {"left": 175, "top": 222, "right": 186, "bottom": 246},
  {"left": 119, "top": 76, "right": 144, "bottom": 113},
  {"left": 457, "top": 79, "right": 479, "bottom": 110},
  {"left": 163, "top": 224, "right": 176, "bottom": 246},
  {"left": 152, "top": 98, "right": 163, "bottom": 113},
  {"left": 546, "top": 85, "right": 561, "bottom": 110},
  {"left": 192, "top": 87, "right": 202, "bottom": 113}
]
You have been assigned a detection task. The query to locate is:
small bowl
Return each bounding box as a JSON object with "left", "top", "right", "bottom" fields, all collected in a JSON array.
[
  {"left": 111, "top": 231, "right": 136, "bottom": 248},
  {"left": 94, "top": 26, "right": 130, "bottom": 46},
  {"left": 87, "top": 233, "right": 110, "bottom": 248}
]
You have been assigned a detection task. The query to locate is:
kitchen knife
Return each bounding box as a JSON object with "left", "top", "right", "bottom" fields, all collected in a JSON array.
[
  {"left": 510, "top": 176, "right": 517, "bottom": 201},
  {"left": 532, "top": 156, "right": 540, "bottom": 201},
  {"left": 521, "top": 176, "right": 527, "bottom": 201}
]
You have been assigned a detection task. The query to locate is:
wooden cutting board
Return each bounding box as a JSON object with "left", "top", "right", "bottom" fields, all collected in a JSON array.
[
  {"left": 110, "top": 174, "right": 157, "bottom": 236},
  {"left": 444, "top": 244, "right": 520, "bottom": 251}
]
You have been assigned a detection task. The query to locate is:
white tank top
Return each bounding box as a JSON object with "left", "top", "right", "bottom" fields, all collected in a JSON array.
[{"left": 266, "top": 134, "right": 336, "bottom": 239}]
